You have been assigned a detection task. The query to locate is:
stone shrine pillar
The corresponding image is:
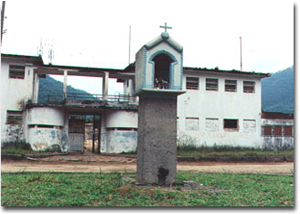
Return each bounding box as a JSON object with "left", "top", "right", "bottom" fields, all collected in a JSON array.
[{"left": 134, "top": 26, "right": 185, "bottom": 184}]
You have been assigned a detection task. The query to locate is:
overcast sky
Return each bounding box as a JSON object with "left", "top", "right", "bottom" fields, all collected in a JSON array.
[{"left": 1, "top": 0, "right": 294, "bottom": 94}]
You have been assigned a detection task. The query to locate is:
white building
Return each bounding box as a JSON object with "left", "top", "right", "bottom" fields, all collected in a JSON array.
[
  {"left": 177, "top": 67, "right": 267, "bottom": 148},
  {"left": 0, "top": 33, "right": 294, "bottom": 153}
]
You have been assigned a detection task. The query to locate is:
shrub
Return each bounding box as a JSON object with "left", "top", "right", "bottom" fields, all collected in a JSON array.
[{"left": 1, "top": 140, "right": 32, "bottom": 150}]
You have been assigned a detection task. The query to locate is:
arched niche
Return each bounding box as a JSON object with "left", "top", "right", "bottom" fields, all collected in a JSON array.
[{"left": 150, "top": 51, "right": 177, "bottom": 90}]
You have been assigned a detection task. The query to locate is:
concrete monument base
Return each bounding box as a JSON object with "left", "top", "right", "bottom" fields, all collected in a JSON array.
[{"left": 137, "top": 94, "right": 178, "bottom": 184}]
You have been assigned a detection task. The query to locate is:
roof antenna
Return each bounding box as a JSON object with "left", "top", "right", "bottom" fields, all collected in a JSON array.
[
  {"left": 37, "top": 37, "right": 43, "bottom": 56},
  {"left": 240, "top": 36, "right": 242, "bottom": 71},
  {"left": 128, "top": 25, "right": 131, "bottom": 64},
  {"left": 48, "top": 41, "right": 54, "bottom": 65}
]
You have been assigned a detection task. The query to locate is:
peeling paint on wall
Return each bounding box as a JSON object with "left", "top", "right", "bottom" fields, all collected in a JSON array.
[
  {"left": 28, "top": 127, "right": 63, "bottom": 151},
  {"left": 106, "top": 130, "right": 137, "bottom": 153},
  {"left": 3, "top": 125, "right": 25, "bottom": 143},
  {"left": 185, "top": 118, "right": 199, "bottom": 131},
  {"left": 205, "top": 119, "right": 219, "bottom": 132}
]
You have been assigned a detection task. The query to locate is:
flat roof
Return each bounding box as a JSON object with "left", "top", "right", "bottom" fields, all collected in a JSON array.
[
  {"left": 2, "top": 53, "right": 270, "bottom": 78},
  {"left": 184, "top": 67, "right": 270, "bottom": 78}
]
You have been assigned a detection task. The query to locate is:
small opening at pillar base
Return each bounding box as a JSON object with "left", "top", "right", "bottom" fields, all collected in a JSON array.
[{"left": 158, "top": 167, "right": 169, "bottom": 184}]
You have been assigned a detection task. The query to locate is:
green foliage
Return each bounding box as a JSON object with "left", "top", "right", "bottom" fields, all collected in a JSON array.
[
  {"left": 1, "top": 140, "right": 32, "bottom": 154},
  {"left": 262, "top": 66, "right": 294, "bottom": 113},
  {"left": 1, "top": 172, "right": 294, "bottom": 207},
  {"left": 177, "top": 143, "right": 294, "bottom": 157},
  {"left": 38, "top": 75, "right": 94, "bottom": 103}
]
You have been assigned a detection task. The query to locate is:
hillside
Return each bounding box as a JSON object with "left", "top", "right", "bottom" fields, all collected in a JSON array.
[
  {"left": 261, "top": 66, "right": 294, "bottom": 114},
  {"left": 38, "top": 75, "right": 93, "bottom": 103}
]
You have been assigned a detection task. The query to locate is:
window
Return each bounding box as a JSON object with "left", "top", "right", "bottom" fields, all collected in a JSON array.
[
  {"left": 243, "top": 81, "right": 255, "bottom": 93},
  {"left": 186, "top": 77, "right": 199, "bottom": 90},
  {"left": 224, "top": 119, "right": 238, "bottom": 131},
  {"left": 9, "top": 65, "right": 25, "bottom": 79},
  {"left": 206, "top": 78, "right": 218, "bottom": 91},
  {"left": 225, "top": 80, "right": 237, "bottom": 92},
  {"left": 6, "top": 110, "right": 23, "bottom": 125},
  {"left": 263, "top": 126, "right": 272, "bottom": 136},
  {"left": 284, "top": 126, "right": 293, "bottom": 136},
  {"left": 274, "top": 126, "right": 282, "bottom": 136}
]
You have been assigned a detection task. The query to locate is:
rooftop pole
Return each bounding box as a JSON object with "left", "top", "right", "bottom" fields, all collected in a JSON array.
[
  {"left": 240, "top": 36, "right": 242, "bottom": 71},
  {"left": 1, "top": 1, "right": 6, "bottom": 45},
  {"left": 128, "top": 25, "right": 131, "bottom": 64}
]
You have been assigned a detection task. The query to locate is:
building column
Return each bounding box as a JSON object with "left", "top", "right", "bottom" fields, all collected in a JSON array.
[
  {"left": 32, "top": 72, "right": 39, "bottom": 103},
  {"left": 63, "top": 70, "right": 68, "bottom": 100},
  {"left": 102, "top": 71, "right": 109, "bottom": 100}
]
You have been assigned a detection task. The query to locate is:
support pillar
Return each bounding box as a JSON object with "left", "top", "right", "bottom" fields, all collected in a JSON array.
[
  {"left": 63, "top": 70, "right": 68, "bottom": 100},
  {"left": 102, "top": 71, "right": 109, "bottom": 100},
  {"left": 32, "top": 72, "right": 39, "bottom": 103},
  {"left": 97, "top": 115, "right": 101, "bottom": 154},
  {"left": 137, "top": 94, "right": 178, "bottom": 185}
]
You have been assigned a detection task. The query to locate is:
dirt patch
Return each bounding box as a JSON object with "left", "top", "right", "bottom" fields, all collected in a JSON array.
[{"left": 1, "top": 152, "right": 294, "bottom": 175}]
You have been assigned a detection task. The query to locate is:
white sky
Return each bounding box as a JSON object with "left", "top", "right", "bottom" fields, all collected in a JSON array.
[{"left": 1, "top": 0, "right": 295, "bottom": 94}]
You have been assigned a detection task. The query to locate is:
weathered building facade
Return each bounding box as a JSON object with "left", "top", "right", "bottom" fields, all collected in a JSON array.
[{"left": 1, "top": 34, "right": 294, "bottom": 152}]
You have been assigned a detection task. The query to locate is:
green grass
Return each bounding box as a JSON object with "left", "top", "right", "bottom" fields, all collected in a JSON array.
[
  {"left": 1, "top": 172, "right": 294, "bottom": 207},
  {"left": 177, "top": 144, "right": 294, "bottom": 157}
]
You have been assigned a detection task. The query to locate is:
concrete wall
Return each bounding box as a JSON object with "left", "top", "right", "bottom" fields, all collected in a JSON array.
[
  {"left": 106, "top": 130, "right": 137, "bottom": 153},
  {"left": 27, "top": 107, "right": 65, "bottom": 126},
  {"left": 177, "top": 72, "right": 262, "bottom": 148},
  {"left": 102, "top": 110, "right": 138, "bottom": 153},
  {"left": 1, "top": 59, "right": 35, "bottom": 143},
  {"left": 261, "top": 118, "right": 294, "bottom": 150},
  {"left": 105, "top": 110, "right": 137, "bottom": 128},
  {"left": 25, "top": 107, "right": 68, "bottom": 151},
  {"left": 135, "top": 47, "right": 145, "bottom": 92}
]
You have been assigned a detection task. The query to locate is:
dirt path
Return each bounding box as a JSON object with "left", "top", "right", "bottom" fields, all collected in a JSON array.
[{"left": 1, "top": 153, "right": 294, "bottom": 175}]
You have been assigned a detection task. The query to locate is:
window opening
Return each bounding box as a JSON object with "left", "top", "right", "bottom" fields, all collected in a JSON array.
[
  {"left": 274, "top": 126, "right": 282, "bottom": 136},
  {"left": 206, "top": 78, "right": 218, "bottom": 91},
  {"left": 284, "top": 126, "right": 293, "bottom": 136},
  {"left": 224, "top": 119, "right": 238, "bottom": 130},
  {"left": 153, "top": 54, "right": 173, "bottom": 89},
  {"left": 263, "top": 126, "right": 272, "bottom": 136},
  {"left": 225, "top": 79, "right": 237, "bottom": 92},
  {"left": 6, "top": 110, "right": 23, "bottom": 125},
  {"left": 186, "top": 77, "right": 199, "bottom": 90},
  {"left": 9, "top": 65, "right": 25, "bottom": 79},
  {"left": 243, "top": 81, "right": 255, "bottom": 93}
]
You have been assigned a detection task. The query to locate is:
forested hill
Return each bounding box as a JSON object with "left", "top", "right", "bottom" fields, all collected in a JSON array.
[
  {"left": 38, "top": 75, "right": 93, "bottom": 103},
  {"left": 261, "top": 66, "right": 294, "bottom": 114}
]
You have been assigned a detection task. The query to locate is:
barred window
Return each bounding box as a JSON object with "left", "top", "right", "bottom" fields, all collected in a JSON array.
[
  {"left": 9, "top": 65, "right": 25, "bottom": 79},
  {"left": 225, "top": 79, "right": 237, "bottom": 92},
  {"left": 6, "top": 110, "right": 23, "bottom": 125},
  {"left": 263, "top": 126, "right": 272, "bottom": 136},
  {"left": 206, "top": 78, "right": 218, "bottom": 91},
  {"left": 284, "top": 126, "right": 293, "bottom": 136},
  {"left": 186, "top": 77, "right": 199, "bottom": 90},
  {"left": 243, "top": 81, "right": 255, "bottom": 93},
  {"left": 274, "top": 126, "right": 282, "bottom": 136}
]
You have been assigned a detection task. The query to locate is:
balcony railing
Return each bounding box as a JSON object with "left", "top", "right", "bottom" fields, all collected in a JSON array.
[{"left": 47, "top": 93, "right": 138, "bottom": 105}]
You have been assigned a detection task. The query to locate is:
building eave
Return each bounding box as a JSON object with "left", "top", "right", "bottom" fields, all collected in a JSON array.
[
  {"left": 183, "top": 67, "right": 270, "bottom": 78},
  {"left": 1, "top": 53, "right": 44, "bottom": 65}
]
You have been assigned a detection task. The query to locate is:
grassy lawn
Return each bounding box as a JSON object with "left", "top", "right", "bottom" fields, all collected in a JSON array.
[
  {"left": 177, "top": 145, "right": 294, "bottom": 157},
  {"left": 1, "top": 172, "right": 294, "bottom": 207}
]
